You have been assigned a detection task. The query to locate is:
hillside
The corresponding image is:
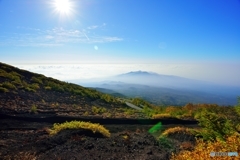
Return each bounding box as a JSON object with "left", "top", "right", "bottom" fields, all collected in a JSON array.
[
  {"left": 89, "top": 87, "right": 127, "bottom": 98},
  {"left": 0, "top": 62, "right": 144, "bottom": 119}
]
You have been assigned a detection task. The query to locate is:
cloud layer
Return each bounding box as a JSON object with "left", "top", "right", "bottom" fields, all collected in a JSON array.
[
  {"left": 0, "top": 24, "right": 123, "bottom": 47},
  {"left": 14, "top": 63, "right": 240, "bottom": 87}
]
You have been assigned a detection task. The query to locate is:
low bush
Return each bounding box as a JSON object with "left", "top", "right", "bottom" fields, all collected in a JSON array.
[
  {"left": 30, "top": 105, "right": 37, "bottom": 113},
  {"left": 92, "top": 106, "right": 107, "bottom": 114},
  {"left": 0, "top": 87, "right": 9, "bottom": 93},
  {"left": 29, "top": 83, "right": 40, "bottom": 90},
  {"left": 159, "top": 127, "right": 198, "bottom": 149},
  {"left": 171, "top": 133, "right": 240, "bottom": 160},
  {"left": 44, "top": 86, "right": 51, "bottom": 90},
  {"left": 195, "top": 109, "right": 236, "bottom": 141},
  {"left": 160, "top": 127, "right": 197, "bottom": 138},
  {"left": 2, "top": 82, "right": 17, "bottom": 90},
  {"left": 31, "top": 76, "right": 43, "bottom": 84},
  {"left": 25, "top": 87, "right": 36, "bottom": 92},
  {"left": 49, "top": 121, "right": 110, "bottom": 138}
]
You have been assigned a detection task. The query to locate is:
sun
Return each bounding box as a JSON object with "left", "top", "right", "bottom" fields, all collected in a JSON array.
[{"left": 52, "top": 0, "right": 74, "bottom": 17}]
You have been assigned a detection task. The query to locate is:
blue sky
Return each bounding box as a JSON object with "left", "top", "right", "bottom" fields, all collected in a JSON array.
[{"left": 0, "top": 0, "right": 240, "bottom": 86}]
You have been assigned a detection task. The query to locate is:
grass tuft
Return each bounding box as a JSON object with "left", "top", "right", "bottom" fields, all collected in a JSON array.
[{"left": 49, "top": 120, "right": 111, "bottom": 138}]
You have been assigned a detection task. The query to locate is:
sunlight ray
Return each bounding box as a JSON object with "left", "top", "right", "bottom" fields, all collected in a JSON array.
[{"left": 52, "top": 0, "right": 75, "bottom": 17}]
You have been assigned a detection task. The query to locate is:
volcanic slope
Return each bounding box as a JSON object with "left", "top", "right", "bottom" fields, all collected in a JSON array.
[{"left": 0, "top": 62, "right": 144, "bottom": 119}]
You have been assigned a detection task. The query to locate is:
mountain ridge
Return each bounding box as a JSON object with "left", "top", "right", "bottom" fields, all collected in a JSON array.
[{"left": 76, "top": 71, "right": 240, "bottom": 106}]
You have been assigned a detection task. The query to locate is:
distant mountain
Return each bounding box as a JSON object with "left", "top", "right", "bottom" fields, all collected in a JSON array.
[
  {"left": 114, "top": 71, "right": 206, "bottom": 87},
  {"left": 117, "top": 71, "right": 159, "bottom": 77},
  {"left": 110, "top": 71, "right": 240, "bottom": 96},
  {"left": 76, "top": 71, "right": 240, "bottom": 106}
]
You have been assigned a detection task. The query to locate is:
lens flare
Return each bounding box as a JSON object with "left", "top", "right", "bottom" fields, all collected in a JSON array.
[{"left": 52, "top": 0, "right": 75, "bottom": 17}]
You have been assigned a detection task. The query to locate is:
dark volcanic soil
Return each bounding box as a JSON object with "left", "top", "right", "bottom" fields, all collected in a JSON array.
[{"left": 0, "top": 118, "right": 198, "bottom": 160}]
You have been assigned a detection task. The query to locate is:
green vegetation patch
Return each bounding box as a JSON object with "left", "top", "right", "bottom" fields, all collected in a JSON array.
[
  {"left": 31, "top": 76, "right": 43, "bottom": 84},
  {"left": 29, "top": 83, "right": 40, "bottom": 90},
  {"left": 49, "top": 121, "right": 111, "bottom": 138},
  {"left": 92, "top": 106, "right": 107, "bottom": 114},
  {"left": 195, "top": 109, "right": 236, "bottom": 141},
  {"left": 2, "top": 82, "right": 17, "bottom": 90},
  {"left": 24, "top": 87, "right": 36, "bottom": 92},
  {"left": 0, "top": 87, "right": 9, "bottom": 93},
  {"left": 30, "top": 105, "right": 37, "bottom": 113},
  {"left": 171, "top": 133, "right": 240, "bottom": 160}
]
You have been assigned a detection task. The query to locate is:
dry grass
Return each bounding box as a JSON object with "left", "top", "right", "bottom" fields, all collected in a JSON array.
[
  {"left": 171, "top": 133, "right": 240, "bottom": 160},
  {"left": 49, "top": 120, "right": 111, "bottom": 138},
  {"left": 152, "top": 113, "right": 172, "bottom": 119},
  {"left": 161, "top": 127, "right": 196, "bottom": 137}
]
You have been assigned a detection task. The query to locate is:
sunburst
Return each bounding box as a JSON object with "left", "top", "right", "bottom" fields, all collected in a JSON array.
[{"left": 52, "top": 0, "right": 75, "bottom": 17}]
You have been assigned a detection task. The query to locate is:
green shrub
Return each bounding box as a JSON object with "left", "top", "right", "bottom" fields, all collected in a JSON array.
[
  {"left": 2, "top": 82, "right": 17, "bottom": 90},
  {"left": 25, "top": 87, "right": 36, "bottom": 92},
  {"left": 99, "top": 107, "right": 107, "bottom": 113},
  {"left": 83, "top": 111, "right": 89, "bottom": 116},
  {"left": 0, "top": 70, "right": 9, "bottom": 78},
  {"left": 49, "top": 121, "right": 110, "bottom": 138},
  {"left": 12, "top": 79, "right": 22, "bottom": 86},
  {"left": 101, "top": 94, "right": 110, "bottom": 102},
  {"left": 73, "top": 89, "right": 84, "bottom": 96},
  {"left": 44, "top": 86, "right": 51, "bottom": 90},
  {"left": 31, "top": 76, "right": 43, "bottom": 84},
  {"left": 195, "top": 109, "right": 236, "bottom": 141},
  {"left": 132, "top": 97, "right": 152, "bottom": 108},
  {"left": 22, "top": 81, "right": 29, "bottom": 87},
  {"left": 170, "top": 109, "right": 188, "bottom": 118},
  {"left": 142, "top": 107, "right": 153, "bottom": 117},
  {"left": 30, "top": 105, "right": 37, "bottom": 113},
  {"left": 92, "top": 106, "right": 107, "bottom": 114},
  {"left": 45, "top": 81, "right": 64, "bottom": 92},
  {"left": 92, "top": 106, "right": 98, "bottom": 114},
  {"left": 0, "top": 87, "right": 9, "bottom": 93},
  {"left": 10, "top": 71, "right": 22, "bottom": 81},
  {"left": 0, "top": 69, "right": 7, "bottom": 74},
  {"left": 30, "top": 83, "right": 40, "bottom": 90},
  {"left": 10, "top": 71, "right": 21, "bottom": 77}
]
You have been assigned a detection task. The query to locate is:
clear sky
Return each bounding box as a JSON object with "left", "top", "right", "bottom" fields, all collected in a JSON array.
[{"left": 1, "top": 0, "right": 240, "bottom": 86}]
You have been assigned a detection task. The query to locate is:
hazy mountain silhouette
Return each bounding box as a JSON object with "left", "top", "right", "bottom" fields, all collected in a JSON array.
[
  {"left": 113, "top": 71, "right": 202, "bottom": 88},
  {"left": 77, "top": 71, "right": 240, "bottom": 106},
  {"left": 108, "top": 71, "right": 240, "bottom": 96}
]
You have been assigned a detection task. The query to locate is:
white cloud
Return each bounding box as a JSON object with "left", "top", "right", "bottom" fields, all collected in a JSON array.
[
  {"left": 0, "top": 25, "right": 122, "bottom": 47},
  {"left": 87, "top": 23, "right": 106, "bottom": 30},
  {"left": 13, "top": 62, "right": 240, "bottom": 87},
  {"left": 87, "top": 25, "right": 98, "bottom": 30}
]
